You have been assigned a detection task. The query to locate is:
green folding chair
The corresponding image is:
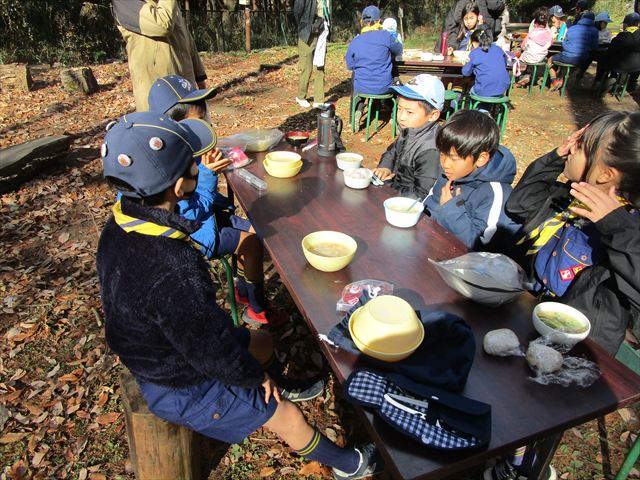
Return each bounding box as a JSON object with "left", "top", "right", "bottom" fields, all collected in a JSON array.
[
  {"left": 468, "top": 94, "right": 510, "bottom": 140},
  {"left": 541, "top": 61, "right": 574, "bottom": 97},
  {"left": 214, "top": 256, "right": 239, "bottom": 327},
  {"left": 351, "top": 93, "right": 397, "bottom": 141}
]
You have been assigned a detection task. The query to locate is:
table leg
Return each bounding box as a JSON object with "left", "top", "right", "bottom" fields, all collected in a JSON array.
[{"left": 529, "top": 431, "right": 564, "bottom": 480}]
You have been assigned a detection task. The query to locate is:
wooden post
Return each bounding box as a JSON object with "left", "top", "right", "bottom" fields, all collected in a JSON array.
[
  {"left": 120, "top": 370, "right": 207, "bottom": 480},
  {"left": 398, "top": 7, "right": 405, "bottom": 42},
  {"left": 0, "top": 64, "right": 33, "bottom": 92},
  {"left": 240, "top": 0, "right": 251, "bottom": 52}
]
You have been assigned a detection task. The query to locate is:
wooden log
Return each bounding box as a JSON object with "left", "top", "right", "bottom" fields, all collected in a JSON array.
[
  {"left": 120, "top": 370, "right": 215, "bottom": 480},
  {"left": 0, "top": 136, "right": 71, "bottom": 193},
  {"left": 0, "top": 64, "right": 33, "bottom": 92},
  {"left": 60, "top": 67, "right": 98, "bottom": 95}
]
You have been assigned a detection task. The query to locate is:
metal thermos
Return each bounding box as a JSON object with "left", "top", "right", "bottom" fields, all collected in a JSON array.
[{"left": 317, "top": 103, "right": 344, "bottom": 157}]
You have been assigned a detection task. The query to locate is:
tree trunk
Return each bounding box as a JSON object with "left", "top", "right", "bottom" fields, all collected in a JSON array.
[
  {"left": 60, "top": 67, "right": 98, "bottom": 95},
  {"left": 0, "top": 64, "right": 33, "bottom": 92},
  {"left": 0, "top": 136, "right": 71, "bottom": 193},
  {"left": 120, "top": 370, "right": 210, "bottom": 480}
]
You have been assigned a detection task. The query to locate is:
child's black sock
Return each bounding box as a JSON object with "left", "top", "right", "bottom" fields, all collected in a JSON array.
[
  {"left": 245, "top": 278, "right": 266, "bottom": 313},
  {"left": 296, "top": 430, "right": 360, "bottom": 474}
]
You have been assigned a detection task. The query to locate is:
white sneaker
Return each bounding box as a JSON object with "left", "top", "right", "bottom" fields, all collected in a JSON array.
[
  {"left": 313, "top": 102, "right": 324, "bottom": 108},
  {"left": 296, "top": 97, "right": 311, "bottom": 108}
]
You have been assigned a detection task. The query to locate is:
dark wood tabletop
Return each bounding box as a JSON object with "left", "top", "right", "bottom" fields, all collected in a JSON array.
[
  {"left": 397, "top": 56, "right": 464, "bottom": 78},
  {"left": 225, "top": 145, "right": 640, "bottom": 480}
]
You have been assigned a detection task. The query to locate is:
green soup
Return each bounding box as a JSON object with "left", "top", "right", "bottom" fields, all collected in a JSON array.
[{"left": 538, "top": 311, "right": 588, "bottom": 334}]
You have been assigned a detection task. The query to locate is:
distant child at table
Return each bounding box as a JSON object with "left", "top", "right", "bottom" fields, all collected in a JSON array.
[
  {"left": 516, "top": 8, "right": 553, "bottom": 88},
  {"left": 549, "top": 5, "right": 568, "bottom": 41},
  {"left": 345, "top": 5, "right": 403, "bottom": 128},
  {"left": 547, "top": 11, "right": 599, "bottom": 91},
  {"left": 97, "top": 112, "right": 383, "bottom": 480},
  {"left": 594, "top": 13, "right": 640, "bottom": 95},
  {"left": 424, "top": 110, "right": 519, "bottom": 250},
  {"left": 595, "top": 11, "right": 613, "bottom": 44},
  {"left": 462, "top": 27, "right": 511, "bottom": 97},
  {"left": 505, "top": 111, "right": 640, "bottom": 356},
  {"left": 372, "top": 74, "right": 444, "bottom": 199},
  {"left": 447, "top": 2, "right": 481, "bottom": 54},
  {"left": 147, "top": 75, "right": 287, "bottom": 327}
]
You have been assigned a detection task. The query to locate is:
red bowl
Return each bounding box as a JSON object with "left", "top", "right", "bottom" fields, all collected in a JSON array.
[{"left": 285, "top": 131, "right": 310, "bottom": 148}]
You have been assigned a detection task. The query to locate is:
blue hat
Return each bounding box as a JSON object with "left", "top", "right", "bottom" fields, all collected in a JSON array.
[
  {"left": 624, "top": 12, "right": 640, "bottom": 25},
  {"left": 148, "top": 75, "right": 217, "bottom": 115},
  {"left": 582, "top": 11, "right": 595, "bottom": 20},
  {"left": 362, "top": 5, "right": 381, "bottom": 22},
  {"left": 549, "top": 5, "right": 566, "bottom": 17},
  {"left": 390, "top": 74, "right": 445, "bottom": 111},
  {"left": 101, "top": 112, "right": 217, "bottom": 198},
  {"left": 575, "top": 0, "right": 589, "bottom": 10},
  {"left": 594, "top": 12, "right": 612, "bottom": 23}
]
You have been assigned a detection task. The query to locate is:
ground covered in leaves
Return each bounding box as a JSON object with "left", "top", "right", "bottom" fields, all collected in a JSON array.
[{"left": 1, "top": 44, "right": 639, "bottom": 480}]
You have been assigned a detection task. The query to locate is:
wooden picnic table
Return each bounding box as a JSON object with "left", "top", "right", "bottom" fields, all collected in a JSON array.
[
  {"left": 397, "top": 56, "right": 465, "bottom": 78},
  {"left": 225, "top": 145, "right": 640, "bottom": 480}
]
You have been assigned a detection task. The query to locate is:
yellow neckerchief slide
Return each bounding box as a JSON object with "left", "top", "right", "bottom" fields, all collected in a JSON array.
[
  {"left": 361, "top": 22, "right": 383, "bottom": 34},
  {"left": 517, "top": 195, "right": 630, "bottom": 256},
  {"left": 626, "top": 26, "right": 639, "bottom": 34}
]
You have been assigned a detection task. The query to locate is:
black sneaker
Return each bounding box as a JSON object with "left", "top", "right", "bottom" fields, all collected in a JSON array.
[
  {"left": 332, "top": 443, "right": 384, "bottom": 480},
  {"left": 280, "top": 379, "right": 324, "bottom": 403},
  {"left": 483, "top": 459, "right": 521, "bottom": 480}
]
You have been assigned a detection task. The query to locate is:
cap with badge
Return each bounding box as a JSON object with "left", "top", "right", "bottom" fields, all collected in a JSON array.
[
  {"left": 101, "top": 112, "right": 217, "bottom": 198},
  {"left": 390, "top": 74, "right": 445, "bottom": 111},
  {"left": 148, "top": 75, "right": 218, "bottom": 115},
  {"left": 361, "top": 5, "right": 381, "bottom": 22},
  {"left": 549, "top": 5, "right": 566, "bottom": 18}
]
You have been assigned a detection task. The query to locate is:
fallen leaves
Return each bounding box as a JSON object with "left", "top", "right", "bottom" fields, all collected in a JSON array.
[
  {"left": 298, "top": 461, "right": 330, "bottom": 476},
  {"left": 95, "top": 412, "right": 120, "bottom": 425}
]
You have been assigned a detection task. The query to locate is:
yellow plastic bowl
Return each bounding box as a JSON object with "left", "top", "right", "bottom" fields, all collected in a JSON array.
[
  {"left": 263, "top": 159, "right": 302, "bottom": 178},
  {"left": 301, "top": 231, "right": 357, "bottom": 272},
  {"left": 265, "top": 151, "right": 301, "bottom": 164},
  {"left": 349, "top": 295, "right": 424, "bottom": 362}
]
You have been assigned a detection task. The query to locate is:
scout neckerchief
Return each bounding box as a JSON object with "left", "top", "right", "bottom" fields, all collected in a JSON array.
[
  {"left": 626, "top": 26, "right": 639, "bottom": 34},
  {"left": 361, "top": 22, "right": 383, "bottom": 34},
  {"left": 517, "top": 195, "right": 631, "bottom": 255},
  {"left": 113, "top": 199, "right": 202, "bottom": 250}
]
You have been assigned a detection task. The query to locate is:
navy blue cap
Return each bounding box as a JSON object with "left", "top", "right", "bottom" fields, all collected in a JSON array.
[
  {"left": 582, "top": 11, "right": 595, "bottom": 20},
  {"left": 148, "top": 75, "right": 217, "bottom": 115},
  {"left": 575, "top": 0, "right": 589, "bottom": 10},
  {"left": 549, "top": 5, "right": 566, "bottom": 17},
  {"left": 101, "top": 112, "right": 217, "bottom": 198},
  {"left": 624, "top": 12, "right": 640, "bottom": 25},
  {"left": 362, "top": 5, "right": 381, "bottom": 22}
]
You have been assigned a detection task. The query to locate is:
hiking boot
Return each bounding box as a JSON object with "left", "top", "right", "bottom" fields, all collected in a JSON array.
[
  {"left": 280, "top": 379, "right": 325, "bottom": 402},
  {"left": 332, "top": 443, "right": 385, "bottom": 480},
  {"left": 234, "top": 287, "right": 249, "bottom": 306},
  {"left": 242, "top": 306, "right": 288, "bottom": 327},
  {"left": 296, "top": 97, "right": 311, "bottom": 108},
  {"left": 549, "top": 78, "right": 563, "bottom": 92}
]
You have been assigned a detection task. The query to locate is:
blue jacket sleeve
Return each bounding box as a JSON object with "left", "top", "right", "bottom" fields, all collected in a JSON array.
[
  {"left": 178, "top": 164, "right": 219, "bottom": 222},
  {"left": 390, "top": 34, "right": 404, "bottom": 57},
  {"left": 425, "top": 173, "right": 445, "bottom": 211},
  {"left": 345, "top": 39, "right": 356, "bottom": 70},
  {"left": 427, "top": 183, "right": 509, "bottom": 249},
  {"left": 462, "top": 54, "right": 474, "bottom": 76}
]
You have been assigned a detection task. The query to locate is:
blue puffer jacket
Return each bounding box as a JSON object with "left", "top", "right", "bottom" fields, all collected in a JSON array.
[
  {"left": 425, "top": 146, "right": 521, "bottom": 250},
  {"left": 176, "top": 164, "right": 234, "bottom": 258},
  {"left": 345, "top": 29, "right": 403, "bottom": 94},
  {"left": 561, "top": 17, "right": 599, "bottom": 63}
]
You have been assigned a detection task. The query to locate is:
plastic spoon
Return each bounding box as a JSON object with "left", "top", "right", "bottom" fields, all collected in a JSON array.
[{"left": 403, "top": 196, "right": 425, "bottom": 212}]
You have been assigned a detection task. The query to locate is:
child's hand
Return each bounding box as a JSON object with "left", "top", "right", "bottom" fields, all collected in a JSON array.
[
  {"left": 373, "top": 167, "right": 394, "bottom": 181},
  {"left": 556, "top": 126, "right": 587, "bottom": 157},
  {"left": 201, "top": 149, "right": 232, "bottom": 172},
  {"left": 478, "top": 14, "right": 484, "bottom": 24},
  {"left": 440, "top": 180, "right": 461, "bottom": 205},
  {"left": 261, "top": 373, "right": 281, "bottom": 404},
  {"left": 569, "top": 183, "right": 622, "bottom": 223}
]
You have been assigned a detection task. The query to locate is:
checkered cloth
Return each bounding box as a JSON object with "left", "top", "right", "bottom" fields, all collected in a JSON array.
[{"left": 345, "top": 370, "right": 491, "bottom": 450}]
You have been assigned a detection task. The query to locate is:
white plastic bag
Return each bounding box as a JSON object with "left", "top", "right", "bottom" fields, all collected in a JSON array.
[{"left": 429, "top": 252, "right": 529, "bottom": 306}]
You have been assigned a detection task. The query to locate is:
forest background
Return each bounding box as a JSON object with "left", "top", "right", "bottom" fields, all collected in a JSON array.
[{"left": 0, "top": 0, "right": 630, "bottom": 66}]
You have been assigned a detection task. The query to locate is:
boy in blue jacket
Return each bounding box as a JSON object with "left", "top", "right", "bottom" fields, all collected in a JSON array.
[
  {"left": 147, "top": 75, "right": 287, "bottom": 327},
  {"left": 425, "top": 110, "right": 520, "bottom": 250},
  {"left": 547, "top": 11, "right": 599, "bottom": 91},
  {"left": 345, "top": 5, "right": 403, "bottom": 127}
]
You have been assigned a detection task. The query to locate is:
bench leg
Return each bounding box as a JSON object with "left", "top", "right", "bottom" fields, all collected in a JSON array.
[
  {"left": 365, "top": 98, "right": 373, "bottom": 142},
  {"left": 219, "top": 257, "right": 239, "bottom": 327}
]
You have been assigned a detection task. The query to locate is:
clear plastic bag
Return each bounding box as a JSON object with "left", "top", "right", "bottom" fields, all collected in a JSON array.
[
  {"left": 235, "top": 128, "right": 284, "bottom": 152},
  {"left": 428, "top": 253, "right": 530, "bottom": 306},
  {"left": 336, "top": 280, "right": 394, "bottom": 312},
  {"left": 527, "top": 338, "right": 601, "bottom": 387}
]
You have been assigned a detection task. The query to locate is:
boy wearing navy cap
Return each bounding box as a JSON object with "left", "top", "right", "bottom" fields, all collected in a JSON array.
[
  {"left": 97, "top": 112, "right": 383, "bottom": 480},
  {"left": 147, "top": 74, "right": 287, "bottom": 327},
  {"left": 373, "top": 74, "right": 444, "bottom": 199}
]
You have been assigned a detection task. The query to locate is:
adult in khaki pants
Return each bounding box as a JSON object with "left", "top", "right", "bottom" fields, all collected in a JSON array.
[
  {"left": 112, "top": 0, "right": 207, "bottom": 111},
  {"left": 294, "top": 0, "right": 329, "bottom": 108}
]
